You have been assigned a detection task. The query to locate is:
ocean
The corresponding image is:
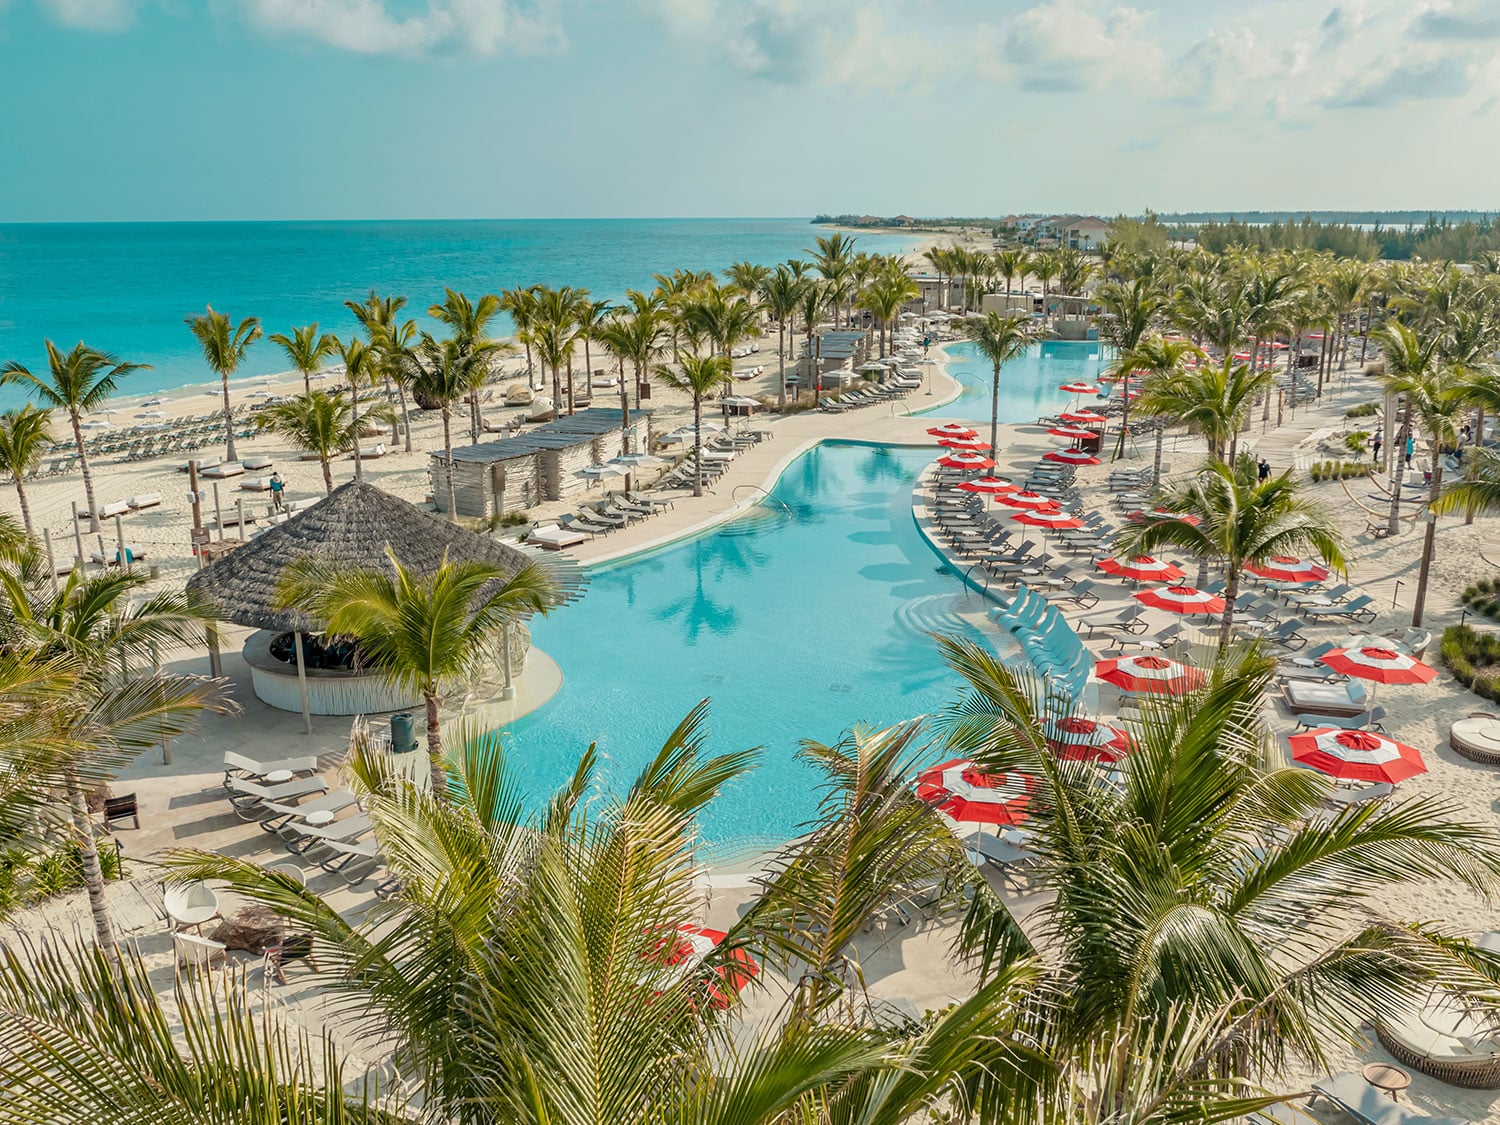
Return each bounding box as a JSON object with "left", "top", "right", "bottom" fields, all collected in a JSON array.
[{"left": 0, "top": 218, "right": 915, "bottom": 409}]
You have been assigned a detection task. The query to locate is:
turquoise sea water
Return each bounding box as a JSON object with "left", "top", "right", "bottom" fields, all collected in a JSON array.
[
  {"left": 508, "top": 443, "right": 990, "bottom": 852},
  {"left": 0, "top": 218, "right": 914, "bottom": 410}
]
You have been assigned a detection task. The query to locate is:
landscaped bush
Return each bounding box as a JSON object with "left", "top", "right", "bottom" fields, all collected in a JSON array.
[
  {"left": 1343, "top": 431, "right": 1370, "bottom": 456},
  {"left": 1459, "top": 580, "right": 1500, "bottom": 623},
  {"left": 1345, "top": 402, "right": 1379, "bottom": 418},
  {"left": 1440, "top": 623, "right": 1500, "bottom": 699},
  {"left": 1309, "top": 460, "right": 1373, "bottom": 482},
  {"left": 0, "top": 838, "right": 124, "bottom": 922}
]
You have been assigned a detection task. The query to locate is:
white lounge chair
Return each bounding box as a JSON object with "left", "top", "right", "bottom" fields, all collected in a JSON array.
[
  {"left": 223, "top": 751, "right": 319, "bottom": 788},
  {"left": 227, "top": 775, "right": 329, "bottom": 817},
  {"left": 173, "top": 932, "right": 227, "bottom": 971},
  {"left": 287, "top": 813, "right": 374, "bottom": 856},
  {"left": 1310, "top": 1071, "right": 1467, "bottom": 1125},
  {"left": 260, "top": 788, "right": 357, "bottom": 835},
  {"left": 200, "top": 462, "right": 245, "bottom": 479},
  {"left": 164, "top": 881, "right": 221, "bottom": 933},
  {"left": 528, "top": 523, "right": 587, "bottom": 550}
]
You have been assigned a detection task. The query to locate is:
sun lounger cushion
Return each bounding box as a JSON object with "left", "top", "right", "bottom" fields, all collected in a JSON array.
[
  {"left": 200, "top": 462, "right": 245, "bottom": 479},
  {"left": 529, "top": 524, "right": 587, "bottom": 550},
  {"left": 242, "top": 456, "right": 274, "bottom": 470},
  {"left": 126, "top": 493, "right": 162, "bottom": 510},
  {"left": 1282, "top": 678, "right": 1367, "bottom": 716},
  {"left": 240, "top": 476, "right": 273, "bottom": 492}
]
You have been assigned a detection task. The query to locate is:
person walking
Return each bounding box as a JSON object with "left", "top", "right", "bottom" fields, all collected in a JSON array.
[
  {"left": 1372, "top": 432, "right": 1382, "bottom": 463},
  {"left": 1404, "top": 433, "right": 1415, "bottom": 469},
  {"left": 269, "top": 471, "right": 285, "bottom": 512},
  {"left": 1257, "top": 457, "right": 1271, "bottom": 482}
]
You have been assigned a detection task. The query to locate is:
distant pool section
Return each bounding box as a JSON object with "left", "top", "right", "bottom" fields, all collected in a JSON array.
[
  {"left": 502, "top": 442, "right": 1000, "bottom": 856},
  {"left": 923, "top": 340, "right": 1110, "bottom": 425}
]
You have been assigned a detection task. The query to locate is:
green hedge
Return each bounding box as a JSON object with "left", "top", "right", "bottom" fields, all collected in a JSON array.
[
  {"left": 1440, "top": 624, "right": 1500, "bottom": 701},
  {"left": 1460, "top": 579, "right": 1500, "bottom": 623},
  {"left": 1309, "top": 460, "right": 1373, "bottom": 482},
  {"left": 1345, "top": 402, "right": 1379, "bottom": 418}
]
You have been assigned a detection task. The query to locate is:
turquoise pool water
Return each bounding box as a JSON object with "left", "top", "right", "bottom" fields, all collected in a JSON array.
[
  {"left": 505, "top": 443, "right": 991, "bottom": 853},
  {"left": 926, "top": 340, "right": 1110, "bottom": 425}
]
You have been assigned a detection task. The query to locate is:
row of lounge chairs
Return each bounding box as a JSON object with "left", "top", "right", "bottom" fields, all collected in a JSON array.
[
  {"left": 818, "top": 370, "right": 922, "bottom": 412},
  {"left": 654, "top": 430, "right": 770, "bottom": 491}
]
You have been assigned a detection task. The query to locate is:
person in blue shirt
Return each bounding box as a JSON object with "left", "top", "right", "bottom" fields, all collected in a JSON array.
[
  {"left": 1404, "top": 434, "right": 1415, "bottom": 468},
  {"left": 269, "top": 471, "right": 286, "bottom": 512}
]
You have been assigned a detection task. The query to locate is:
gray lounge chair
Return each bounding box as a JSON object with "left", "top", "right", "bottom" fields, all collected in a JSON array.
[
  {"left": 287, "top": 813, "right": 374, "bottom": 855},
  {"left": 1310, "top": 1071, "right": 1467, "bottom": 1125},
  {"left": 1083, "top": 605, "right": 1149, "bottom": 637},
  {"left": 1302, "top": 594, "right": 1377, "bottom": 622},
  {"left": 228, "top": 775, "right": 329, "bottom": 816},
  {"left": 1293, "top": 706, "right": 1387, "bottom": 732},
  {"left": 223, "top": 751, "right": 319, "bottom": 789}
]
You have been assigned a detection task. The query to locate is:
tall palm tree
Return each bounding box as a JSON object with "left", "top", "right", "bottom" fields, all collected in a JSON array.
[
  {"left": 810, "top": 232, "right": 857, "bottom": 328},
  {"left": 334, "top": 336, "right": 380, "bottom": 482},
  {"left": 1375, "top": 320, "right": 1446, "bottom": 538},
  {"left": 256, "top": 391, "right": 394, "bottom": 495},
  {"left": 595, "top": 309, "right": 665, "bottom": 450},
  {"left": 757, "top": 265, "right": 806, "bottom": 410},
  {"left": 0, "top": 552, "right": 225, "bottom": 953},
  {"left": 1, "top": 342, "right": 147, "bottom": 533},
  {"left": 275, "top": 550, "right": 558, "bottom": 795},
  {"left": 1118, "top": 336, "right": 1203, "bottom": 484},
  {"left": 266, "top": 323, "right": 337, "bottom": 396},
  {"left": 1095, "top": 278, "right": 1167, "bottom": 460},
  {"left": 723, "top": 260, "right": 771, "bottom": 297},
  {"left": 428, "top": 289, "right": 509, "bottom": 440},
  {"left": 530, "top": 286, "right": 587, "bottom": 414},
  {"left": 346, "top": 291, "right": 417, "bottom": 449},
  {"left": 1325, "top": 259, "right": 1372, "bottom": 369},
  {"left": 1135, "top": 357, "right": 1271, "bottom": 462},
  {"left": 936, "top": 636, "right": 1500, "bottom": 1103},
  {"left": 654, "top": 354, "right": 732, "bottom": 497},
  {"left": 410, "top": 333, "right": 488, "bottom": 517},
  {"left": 682, "top": 285, "right": 757, "bottom": 368},
  {"left": 855, "top": 267, "right": 919, "bottom": 359},
  {"left": 994, "top": 247, "right": 1032, "bottom": 303},
  {"left": 1030, "top": 250, "right": 1061, "bottom": 314},
  {"left": 965, "top": 311, "right": 1045, "bottom": 457},
  {"left": 575, "top": 297, "right": 611, "bottom": 403},
  {"left": 797, "top": 279, "right": 830, "bottom": 405},
  {"left": 0, "top": 405, "right": 53, "bottom": 535},
  {"left": 500, "top": 285, "right": 541, "bottom": 387},
  {"left": 1115, "top": 458, "right": 1347, "bottom": 645},
  {"left": 187, "top": 306, "right": 261, "bottom": 463}
]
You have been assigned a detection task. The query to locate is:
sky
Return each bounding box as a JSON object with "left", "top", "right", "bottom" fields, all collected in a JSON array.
[{"left": 0, "top": 0, "right": 1497, "bottom": 221}]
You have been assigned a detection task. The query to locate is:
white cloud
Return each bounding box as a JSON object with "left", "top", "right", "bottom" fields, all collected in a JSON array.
[
  {"left": 41, "top": 0, "right": 140, "bottom": 31},
  {"left": 239, "top": 0, "right": 563, "bottom": 57}
]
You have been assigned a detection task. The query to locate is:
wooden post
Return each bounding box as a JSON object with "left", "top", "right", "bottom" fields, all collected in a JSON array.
[
  {"left": 212, "top": 483, "right": 224, "bottom": 541},
  {"left": 114, "top": 513, "right": 128, "bottom": 572},
  {"left": 293, "top": 631, "right": 312, "bottom": 735},
  {"left": 188, "top": 460, "right": 203, "bottom": 533},
  {"left": 207, "top": 622, "right": 222, "bottom": 679},
  {"left": 70, "top": 501, "right": 85, "bottom": 567},
  {"left": 41, "top": 528, "right": 59, "bottom": 592},
  {"left": 236, "top": 497, "right": 246, "bottom": 539}
]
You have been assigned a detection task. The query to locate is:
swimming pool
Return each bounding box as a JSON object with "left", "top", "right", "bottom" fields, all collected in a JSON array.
[
  {"left": 925, "top": 340, "right": 1110, "bottom": 425},
  {"left": 504, "top": 443, "right": 995, "bottom": 854}
]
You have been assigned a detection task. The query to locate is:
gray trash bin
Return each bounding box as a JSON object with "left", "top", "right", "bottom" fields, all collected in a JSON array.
[{"left": 390, "top": 712, "right": 419, "bottom": 755}]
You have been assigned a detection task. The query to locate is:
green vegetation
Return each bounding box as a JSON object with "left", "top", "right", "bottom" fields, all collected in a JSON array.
[
  {"left": 1310, "top": 459, "right": 1371, "bottom": 482},
  {"left": 1345, "top": 401, "right": 1379, "bottom": 418},
  {"left": 0, "top": 836, "right": 124, "bottom": 919},
  {"left": 1342, "top": 430, "right": 1370, "bottom": 455},
  {"left": 1441, "top": 623, "right": 1500, "bottom": 700}
]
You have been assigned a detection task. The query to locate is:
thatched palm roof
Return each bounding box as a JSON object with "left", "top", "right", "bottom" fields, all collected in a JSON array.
[{"left": 186, "top": 480, "right": 544, "bottom": 632}]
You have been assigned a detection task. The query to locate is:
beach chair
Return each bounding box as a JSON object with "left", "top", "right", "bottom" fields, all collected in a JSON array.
[
  {"left": 164, "top": 881, "right": 221, "bottom": 933},
  {"left": 1302, "top": 594, "right": 1376, "bottom": 622},
  {"left": 227, "top": 775, "right": 329, "bottom": 816},
  {"left": 1082, "top": 605, "right": 1148, "bottom": 637},
  {"left": 1042, "top": 579, "right": 1101, "bottom": 608},
  {"left": 260, "top": 789, "right": 357, "bottom": 835},
  {"left": 528, "top": 524, "right": 588, "bottom": 550},
  {"left": 101, "top": 792, "right": 140, "bottom": 831},
  {"left": 287, "top": 813, "right": 374, "bottom": 856},
  {"left": 1293, "top": 706, "right": 1387, "bottom": 732},
  {"left": 1309, "top": 1071, "right": 1467, "bottom": 1125},
  {"left": 173, "top": 932, "right": 228, "bottom": 972},
  {"left": 223, "top": 751, "right": 319, "bottom": 789}
]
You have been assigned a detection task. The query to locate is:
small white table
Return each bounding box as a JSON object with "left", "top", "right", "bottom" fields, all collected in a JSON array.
[
  {"left": 264, "top": 769, "right": 293, "bottom": 785},
  {"left": 302, "top": 810, "right": 335, "bottom": 828}
]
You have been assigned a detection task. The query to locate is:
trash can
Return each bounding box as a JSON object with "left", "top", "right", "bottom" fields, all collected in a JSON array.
[{"left": 390, "top": 712, "right": 419, "bottom": 755}]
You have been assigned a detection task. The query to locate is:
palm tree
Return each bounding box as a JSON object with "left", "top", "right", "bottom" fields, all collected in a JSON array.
[
  {"left": 410, "top": 333, "right": 488, "bottom": 517},
  {"left": 266, "top": 323, "right": 337, "bottom": 396},
  {"left": 595, "top": 309, "right": 665, "bottom": 451},
  {"left": 682, "top": 285, "right": 757, "bottom": 368},
  {"left": 723, "top": 260, "right": 770, "bottom": 297},
  {"left": 758, "top": 265, "right": 805, "bottom": 410},
  {"left": 1375, "top": 320, "right": 1446, "bottom": 538},
  {"left": 428, "top": 289, "right": 510, "bottom": 440},
  {"left": 654, "top": 354, "right": 732, "bottom": 497},
  {"left": 1095, "top": 278, "right": 1167, "bottom": 460},
  {"left": 334, "top": 336, "right": 380, "bottom": 481},
  {"left": 256, "top": 391, "right": 394, "bottom": 495},
  {"left": 965, "top": 311, "right": 1045, "bottom": 458},
  {"left": 797, "top": 279, "right": 830, "bottom": 405},
  {"left": 529, "top": 286, "right": 586, "bottom": 414},
  {"left": 0, "top": 552, "right": 225, "bottom": 953},
  {"left": 0, "top": 405, "right": 53, "bottom": 535},
  {"left": 810, "top": 232, "right": 857, "bottom": 328},
  {"left": 1115, "top": 459, "right": 1347, "bottom": 645},
  {"left": 346, "top": 291, "right": 418, "bottom": 449},
  {"left": 275, "top": 550, "right": 558, "bottom": 795},
  {"left": 575, "top": 297, "right": 611, "bottom": 404},
  {"left": 1, "top": 342, "right": 147, "bottom": 533},
  {"left": 935, "top": 636, "right": 1500, "bottom": 1105},
  {"left": 1135, "top": 357, "right": 1271, "bottom": 462},
  {"left": 1119, "top": 336, "right": 1203, "bottom": 484},
  {"left": 500, "top": 285, "right": 541, "bottom": 387},
  {"left": 855, "top": 267, "right": 919, "bottom": 359},
  {"left": 1030, "top": 250, "right": 1060, "bottom": 315},
  {"left": 994, "top": 247, "right": 1032, "bottom": 303},
  {"left": 187, "top": 306, "right": 261, "bottom": 463}
]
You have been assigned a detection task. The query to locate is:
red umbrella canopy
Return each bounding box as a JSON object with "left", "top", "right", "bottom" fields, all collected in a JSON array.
[
  {"left": 1245, "top": 555, "right": 1331, "bottom": 583},
  {"left": 955, "top": 476, "right": 1019, "bottom": 494},
  {"left": 1044, "top": 448, "right": 1102, "bottom": 465},
  {"left": 1060, "top": 409, "right": 1107, "bottom": 424},
  {"left": 927, "top": 423, "right": 978, "bottom": 439},
  {"left": 937, "top": 451, "right": 996, "bottom": 470},
  {"left": 1048, "top": 425, "right": 1097, "bottom": 441},
  {"left": 643, "top": 924, "right": 759, "bottom": 1009},
  {"left": 1129, "top": 508, "right": 1202, "bottom": 526},
  {"left": 1098, "top": 555, "right": 1186, "bottom": 582},
  {"left": 1318, "top": 645, "right": 1437, "bottom": 686},
  {"left": 916, "top": 759, "right": 1036, "bottom": 826},
  {"left": 1133, "top": 585, "right": 1227, "bottom": 615},
  {"left": 1043, "top": 715, "right": 1135, "bottom": 763},
  {"left": 1095, "top": 654, "right": 1205, "bottom": 695},
  {"left": 1287, "top": 727, "right": 1427, "bottom": 784},
  {"left": 938, "top": 436, "right": 992, "bottom": 451},
  {"left": 1059, "top": 382, "right": 1100, "bottom": 394},
  {"left": 995, "top": 490, "right": 1061, "bottom": 511},
  {"left": 1013, "top": 510, "right": 1085, "bottom": 529}
]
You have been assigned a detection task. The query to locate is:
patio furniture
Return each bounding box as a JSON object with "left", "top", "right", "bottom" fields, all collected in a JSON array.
[
  {"left": 1449, "top": 713, "right": 1500, "bottom": 766},
  {"left": 164, "top": 881, "right": 222, "bottom": 933},
  {"left": 101, "top": 792, "right": 140, "bottom": 831},
  {"left": 1282, "top": 677, "right": 1369, "bottom": 717},
  {"left": 1310, "top": 1070, "right": 1468, "bottom": 1124},
  {"left": 1377, "top": 989, "right": 1500, "bottom": 1089},
  {"left": 173, "top": 932, "right": 228, "bottom": 971}
]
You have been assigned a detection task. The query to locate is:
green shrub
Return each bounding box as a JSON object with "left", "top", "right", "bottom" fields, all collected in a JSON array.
[
  {"left": 1441, "top": 623, "right": 1500, "bottom": 699},
  {"left": 1345, "top": 402, "right": 1379, "bottom": 418},
  {"left": 1343, "top": 431, "right": 1370, "bottom": 455}
]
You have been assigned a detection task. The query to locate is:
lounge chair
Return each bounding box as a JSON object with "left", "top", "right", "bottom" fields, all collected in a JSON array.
[
  {"left": 223, "top": 751, "right": 319, "bottom": 789},
  {"left": 173, "top": 932, "right": 228, "bottom": 971},
  {"left": 1321, "top": 781, "right": 1394, "bottom": 808},
  {"left": 1082, "top": 605, "right": 1148, "bottom": 637},
  {"left": 317, "top": 836, "right": 385, "bottom": 880},
  {"left": 1309, "top": 1071, "right": 1467, "bottom": 1125},
  {"left": 1282, "top": 677, "right": 1369, "bottom": 717},
  {"left": 227, "top": 775, "right": 329, "bottom": 816},
  {"left": 287, "top": 813, "right": 374, "bottom": 856},
  {"left": 1042, "top": 579, "right": 1101, "bottom": 608},
  {"left": 560, "top": 513, "right": 611, "bottom": 537},
  {"left": 528, "top": 523, "right": 588, "bottom": 550},
  {"left": 626, "top": 490, "right": 673, "bottom": 510},
  {"left": 260, "top": 789, "right": 357, "bottom": 835},
  {"left": 1293, "top": 706, "right": 1387, "bottom": 732},
  {"left": 1302, "top": 594, "right": 1376, "bottom": 622}
]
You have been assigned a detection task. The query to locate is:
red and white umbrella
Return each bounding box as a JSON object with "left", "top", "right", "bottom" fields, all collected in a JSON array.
[
  {"left": 1097, "top": 555, "right": 1185, "bottom": 582},
  {"left": 1013, "top": 510, "right": 1085, "bottom": 529},
  {"left": 1318, "top": 645, "right": 1437, "bottom": 686},
  {"left": 1048, "top": 425, "right": 1097, "bottom": 441},
  {"left": 1095, "top": 654, "right": 1205, "bottom": 695},
  {"left": 1129, "top": 508, "right": 1201, "bottom": 526},
  {"left": 1245, "top": 555, "right": 1331, "bottom": 583},
  {"left": 916, "top": 759, "right": 1035, "bottom": 826},
  {"left": 955, "top": 476, "right": 1018, "bottom": 495},
  {"left": 1287, "top": 728, "right": 1427, "bottom": 784},
  {"left": 1060, "top": 409, "right": 1107, "bottom": 424},
  {"left": 643, "top": 924, "right": 759, "bottom": 1007},
  {"left": 1045, "top": 447, "right": 1101, "bottom": 465},
  {"left": 1134, "top": 585, "right": 1226, "bottom": 615},
  {"left": 927, "top": 423, "right": 978, "bottom": 439},
  {"left": 994, "top": 490, "right": 1061, "bottom": 511},
  {"left": 1043, "top": 716, "right": 1135, "bottom": 763},
  {"left": 938, "top": 436, "right": 992, "bottom": 451},
  {"left": 1059, "top": 382, "right": 1100, "bottom": 394},
  {"left": 937, "top": 451, "right": 995, "bottom": 471}
]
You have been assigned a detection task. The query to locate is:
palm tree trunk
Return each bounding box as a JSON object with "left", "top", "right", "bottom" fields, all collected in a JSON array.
[
  {"left": 777, "top": 322, "right": 787, "bottom": 411},
  {"left": 302, "top": 369, "right": 312, "bottom": 396},
  {"left": 691, "top": 395, "right": 704, "bottom": 498},
  {"left": 442, "top": 408, "right": 457, "bottom": 521},
  {"left": 221, "top": 373, "right": 238, "bottom": 462},
  {"left": 14, "top": 477, "right": 33, "bottom": 536},
  {"left": 1153, "top": 423, "right": 1165, "bottom": 487},
  {"left": 1360, "top": 302, "right": 1373, "bottom": 365},
  {"left": 1413, "top": 463, "right": 1443, "bottom": 626},
  {"left": 565, "top": 356, "right": 575, "bottom": 416},
  {"left": 989, "top": 361, "right": 1002, "bottom": 462},
  {"left": 398, "top": 383, "right": 413, "bottom": 453},
  {"left": 1218, "top": 569, "right": 1240, "bottom": 650},
  {"left": 66, "top": 771, "right": 116, "bottom": 957},
  {"left": 349, "top": 379, "right": 364, "bottom": 482},
  {"left": 320, "top": 454, "right": 333, "bottom": 495},
  {"left": 1468, "top": 406, "right": 1484, "bottom": 526},
  {"left": 424, "top": 691, "right": 446, "bottom": 798},
  {"left": 71, "top": 411, "right": 101, "bottom": 534},
  {"left": 1114, "top": 383, "right": 1132, "bottom": 462},
  {"left": 384, "top": 375, "right": 399, "bottom": 445}
]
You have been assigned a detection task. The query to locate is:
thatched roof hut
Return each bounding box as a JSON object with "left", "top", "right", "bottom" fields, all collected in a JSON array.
[{"left": 186, "top": 480, "right": 546, "bottom": 633}]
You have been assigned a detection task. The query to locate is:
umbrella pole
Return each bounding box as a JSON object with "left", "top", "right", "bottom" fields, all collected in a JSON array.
[{"left": 294, "top": 631, "right": 312, "bottom": 735}]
